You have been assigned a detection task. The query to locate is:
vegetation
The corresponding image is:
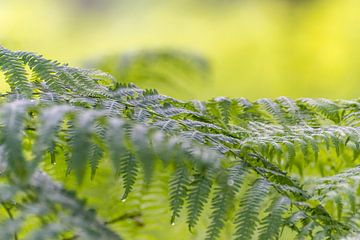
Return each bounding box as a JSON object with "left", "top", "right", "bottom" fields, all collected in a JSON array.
[
  {"left": 1, "top": 45, "right": 360, "bottom": 239},
  {"left": 3, "top": 0, "right": 360, "bottom": 100}
]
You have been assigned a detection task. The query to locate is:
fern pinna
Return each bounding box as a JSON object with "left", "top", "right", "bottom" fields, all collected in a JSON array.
[{"left": 0, "top": 45, "right": 360, "bottom": 239}]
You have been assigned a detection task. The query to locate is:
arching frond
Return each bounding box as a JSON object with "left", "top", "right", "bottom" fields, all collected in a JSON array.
[{"left": 1, "top": 46, "right": 360, "bottom": 239}]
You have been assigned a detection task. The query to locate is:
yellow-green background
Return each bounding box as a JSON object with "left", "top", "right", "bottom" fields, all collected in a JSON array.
[
  {"left": 1, "top": 0, "right": 360, "bottom": 100},
  {"left": 1, "top": 1, "right": 358, "bottom": 239}
]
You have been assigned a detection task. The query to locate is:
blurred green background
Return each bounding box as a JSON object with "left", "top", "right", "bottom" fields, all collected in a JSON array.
[{"left": 1, "top": 0, "right": 360, "bottom": 100}]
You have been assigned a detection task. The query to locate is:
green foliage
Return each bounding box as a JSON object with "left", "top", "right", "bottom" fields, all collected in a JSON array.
[
  {"left": 258, "top": 196, "right": 290, "bottom": 240},
  {"left": 1, "top": 45, "right": 360, "bottom": 239},
  {"left": 169, "top": 166, "right": 189, "bottom": 224},
  {"left": 206, "top": 164, "right": 247, "bottom": 240},
  {"left": 234, "top": 178, "right": 270, "bottom": 240},
  {"left": 186, "top": 172, "right": 212, "bottom": 231},
  {"left": 87, "top": 49, "right": 211, "bottom": 99}
]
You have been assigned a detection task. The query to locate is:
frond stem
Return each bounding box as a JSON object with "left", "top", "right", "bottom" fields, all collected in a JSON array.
[
  {"left": 1, "top": 202, "right": 18, "bottom": 240},
  {"left": 105, "top": 212, "right": 143, "bottom": 226}
]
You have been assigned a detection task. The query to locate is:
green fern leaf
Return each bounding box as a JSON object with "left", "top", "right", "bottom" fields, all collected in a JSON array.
[
  {"left": 69, "top": 111, "right": 101, "bottom": 183},
  {"left": 258, "top": 196, "right": 291, "bottom": 240},
  {"left": 169, "top": 166, "right": 189, "bottom": 224},
  {"left": 0, "top": 47, "right": 32, "bottom": 96},
  {"left": 16, "top": 50, "right": 64, "bottom": 92},
  {"left": 32, "top": 105, "right": 72, "bottom": 170},
  {"left": 205, "top": 164, "right": 248, "bottom": 240},
  {"left": 187, "top": 172, "right": 212, "bottom": 230},
  {"left": 118, "top": 152, "right": 137, "bottom": 200},
  {"left": 1, "top": 100, "right": 33, "bottom": 179},
  {"left": 233, "top": 178, "right": 270, "bottom": 240}
]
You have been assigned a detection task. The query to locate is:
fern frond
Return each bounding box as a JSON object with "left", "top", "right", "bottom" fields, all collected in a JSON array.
[
  {"left": 88, "top": 49, "right": 210, "bottom": 98},
  {"left": 233, "top": 178, "right": 270, "bottom": 240},
  {"left": 15, "top": 50, "right": 64, "bottom": 92},
  {"left": 131, "top": 125, "right": 156, "bottom": 185},
  {"left": 31, "top": 105, "right": 72, "bottom": 170},
  {"left": 186, "top": 172, "right": 212, "bottom": 231},
  {"left": 0, "top": 171, "right": 121, "bottom": 240},
  {"left": 0, "top": 100, "right": 34, "bottom": 180},
  {"left": 69, "top": 110, "right": 102, "bottom": 183},
  {"left": 1, "top": 46, "right": 360, "bottom": 239},
  {"left": 205, "top": 163, "right": 247, "bottom": 240},
  {"left": 300, "top": 98, "right": 342, "bottom": 123},
  {"left": 169, "top": 165, "right": 189, "bottom": 224},
  {"left": 258, "top": 196, "right": 291, "bottom": 240},
  {"left": 0, "top": 47, "right": 32, "bottom": 96},
  {"left": 119, "top": 152, "right": 138, "bottom": 200}
]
